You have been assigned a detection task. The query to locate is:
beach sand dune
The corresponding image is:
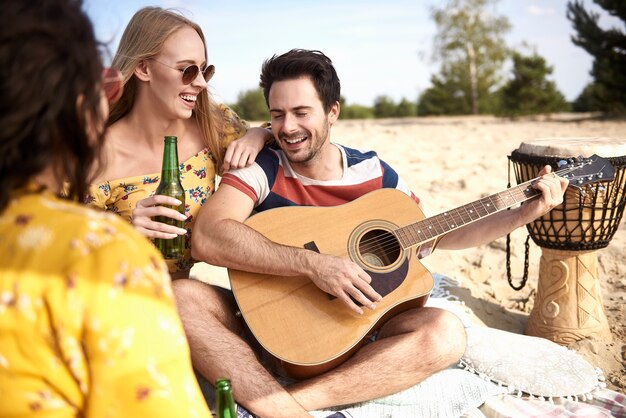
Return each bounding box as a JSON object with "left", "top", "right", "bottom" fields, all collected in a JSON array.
[{"left": 192, "top": 114, "right": 626, "bottom": 392}]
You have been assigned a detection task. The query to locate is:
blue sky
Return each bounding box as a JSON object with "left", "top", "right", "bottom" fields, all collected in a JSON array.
[{"left": 85, "top": 0, "right": 621, "bottom": 106}]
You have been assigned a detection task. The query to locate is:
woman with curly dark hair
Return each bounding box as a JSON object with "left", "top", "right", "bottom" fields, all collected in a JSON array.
[{"left": 0, "top": 1, "right": 212, "bottom": 416}]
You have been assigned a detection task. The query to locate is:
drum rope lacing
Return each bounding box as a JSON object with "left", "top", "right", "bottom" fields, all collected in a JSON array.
[{"left": 506, "top": 158, "right": 532, "bottom": 290}]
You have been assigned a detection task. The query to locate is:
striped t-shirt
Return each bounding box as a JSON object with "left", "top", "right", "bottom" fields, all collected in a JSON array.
[{"left": 220, "top": 143, "right": 419, "bottom": 211}]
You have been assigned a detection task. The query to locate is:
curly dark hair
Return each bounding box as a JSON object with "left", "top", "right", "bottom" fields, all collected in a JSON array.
[
  {"left": 259, "top": 49, "right": 341, "bottom": 113},
  {"left": 0, "top": 0, "right": 106, "bottom": 212}
]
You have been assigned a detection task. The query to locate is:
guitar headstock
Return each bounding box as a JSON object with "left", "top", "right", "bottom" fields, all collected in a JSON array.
[{"left": 556, "top": 154, "right": 615, "bottom": 190}]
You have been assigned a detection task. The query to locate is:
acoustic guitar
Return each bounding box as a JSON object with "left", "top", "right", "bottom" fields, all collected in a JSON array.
[{"left": 228, "top": 155, "right": 614, "bottom": 379}]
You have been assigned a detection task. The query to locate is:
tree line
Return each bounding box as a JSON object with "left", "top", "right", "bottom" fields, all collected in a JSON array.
[{"left": 230, "top": 0, "right": 625, "bottom": 121}]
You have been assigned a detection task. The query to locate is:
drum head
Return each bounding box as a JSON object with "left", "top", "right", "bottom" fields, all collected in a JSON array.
[{"left": 515, "top": 137, "right": 626, "bottom": 159}]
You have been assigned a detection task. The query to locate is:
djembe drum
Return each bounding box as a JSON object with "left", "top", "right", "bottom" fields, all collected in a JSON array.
[{"left": 509, "top": 137, "right": 626, "bottom": 345}]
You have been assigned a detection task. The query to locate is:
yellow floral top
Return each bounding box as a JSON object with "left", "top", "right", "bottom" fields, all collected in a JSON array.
[
  {"left": 0, "top": 184, "right": 212, "bottom": 418},
  {"left": 87, "top": 104, "right": 249, "bottom": 274}
]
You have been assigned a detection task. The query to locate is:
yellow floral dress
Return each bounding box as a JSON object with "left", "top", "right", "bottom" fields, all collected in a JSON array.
[
  {"left": 0, "top": 184, "right": 212, "bottom": 418},
  {"left": 87, "top": 104, "right": 249, "bottom": 274}
]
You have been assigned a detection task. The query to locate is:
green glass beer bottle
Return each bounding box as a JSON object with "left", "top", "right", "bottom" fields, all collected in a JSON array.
[
  {"left": 154, "top": 136, "right": 185, "bottom": 259},
  {"left": 215, "top": 378, "right": 237, "bottom": 418}
]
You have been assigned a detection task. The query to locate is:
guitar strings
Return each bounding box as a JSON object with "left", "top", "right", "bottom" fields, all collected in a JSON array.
[
  {"left": 306, "top": 161, "right": 595, "bottom": 262},
  {"left": 351, "top": 177, "right": 538, "bottom": 253},
  {"left": 345, "top": 164, "right": 587, "bottom": 256}
]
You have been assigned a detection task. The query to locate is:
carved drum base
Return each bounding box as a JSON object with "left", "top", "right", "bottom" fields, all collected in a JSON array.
[{"left": 526, "top": 248, "right": 612, "bottom": 345}]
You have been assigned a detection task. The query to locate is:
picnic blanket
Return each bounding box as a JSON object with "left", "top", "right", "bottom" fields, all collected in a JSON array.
[{"left": 309, "top": 274, "right": 626, "bottom": 418}]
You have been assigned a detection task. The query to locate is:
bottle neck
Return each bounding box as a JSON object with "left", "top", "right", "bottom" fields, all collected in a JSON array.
[
  {"left": 216, "top": 378, "right": 232, "bottom": 394},
  {"left": 215, "top": 378, "right": 235, "bottom": 413},
  {"left": 160, "top": 137, "right": 180, "bottom": 182}
]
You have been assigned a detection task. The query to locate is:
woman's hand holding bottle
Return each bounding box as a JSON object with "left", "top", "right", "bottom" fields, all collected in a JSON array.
[{"left": 132, "top": 195, "right": 188, "bottom": 239}]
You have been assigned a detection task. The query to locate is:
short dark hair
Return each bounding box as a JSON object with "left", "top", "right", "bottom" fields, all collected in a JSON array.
[
  {"left": 0, "top": 0, "right": 105, "bottom": 212},
  {"left": 259, "top": 49, "right": 341, "bottom": 113}
]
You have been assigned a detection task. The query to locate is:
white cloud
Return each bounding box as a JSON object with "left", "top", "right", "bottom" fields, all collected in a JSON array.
[{"left": 527, "top": 6, "right": 556, "bottom": 16}]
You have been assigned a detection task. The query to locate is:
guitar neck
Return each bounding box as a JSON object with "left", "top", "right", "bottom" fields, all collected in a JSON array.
[{"left": 394, "top": 178, "right": 543, "bottom": 249}]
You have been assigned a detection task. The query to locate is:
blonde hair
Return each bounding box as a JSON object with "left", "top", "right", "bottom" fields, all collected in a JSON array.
[{"left": 109, "top": 7, "right": 226, "bottom": 169}]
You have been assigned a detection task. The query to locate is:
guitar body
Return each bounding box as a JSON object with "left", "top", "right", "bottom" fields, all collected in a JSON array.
[{"left": 229, "top": 188, "right": 434, "bottom": 379}]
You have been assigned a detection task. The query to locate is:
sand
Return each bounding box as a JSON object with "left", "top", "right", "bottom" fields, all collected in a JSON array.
[{"left": 191, "top": 113, "right": 626, "bottom": 392}]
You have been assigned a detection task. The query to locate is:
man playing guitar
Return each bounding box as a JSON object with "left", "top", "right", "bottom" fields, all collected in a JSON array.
[{"left": 174, "top": 49, "right": 568, "bottom": 418}]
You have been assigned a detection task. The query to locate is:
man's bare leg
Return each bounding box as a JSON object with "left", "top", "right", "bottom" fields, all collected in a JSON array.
[
  {"left": 172, "top": 279, "right": 311, "bottom": 418},
  {"left": 288, "top": 307, "right": 466, "bottom": 411}
]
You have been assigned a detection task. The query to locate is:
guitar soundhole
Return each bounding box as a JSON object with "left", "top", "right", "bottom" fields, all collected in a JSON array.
[{"left": 358, "top": 229, "right": 400, "bottom": 268}]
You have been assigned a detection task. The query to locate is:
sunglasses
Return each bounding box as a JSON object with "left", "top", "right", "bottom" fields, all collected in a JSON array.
[
  {"left": 102, "top": 67, "right": 124, "bottom": 104},
  {"left": 151, "top": 58, "right": 215, "bottom": 85}
]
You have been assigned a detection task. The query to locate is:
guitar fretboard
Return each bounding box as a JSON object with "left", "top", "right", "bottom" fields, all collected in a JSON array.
[
  {"left": 394, "top": 182, "right": 540, "bottom": 249},
  {"left": 393, "top": 153, "right": 615, "bottom": 249}
]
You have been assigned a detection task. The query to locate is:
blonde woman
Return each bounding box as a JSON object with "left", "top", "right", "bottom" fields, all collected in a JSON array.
[{"left": 88, "top": 7, "right": 271, "bottom": 278}]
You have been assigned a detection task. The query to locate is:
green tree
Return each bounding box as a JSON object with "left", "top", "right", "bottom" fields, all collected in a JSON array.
[
  {"left": 232, "top": 88, "right": 269, "bottom": 121},
  {"left": 373, "top": 95, "right": 397, "bottom": 118},
  {"left": 567, "top": 0, "right": 626, "bottom": 114},
  {"left": 572, "top": 82, "right": 604, "bottom": 112},
  {"left": 417, "top": 63, "right": 472, "bottom": 115},
  {"left": 340, "top": 104, "right": 375, "bottom": 119},
  {"left": 497, "top": 52, "right": 570, "bottom": 116},
  {"left": 338, "top": 96, "right": 374, "bottom": 119},
  {"left": 395, "top": 98, "right": 417, "bottom": 117},
  {"left": 430, "top": 0, "right": 511, "bottom": 114}
]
